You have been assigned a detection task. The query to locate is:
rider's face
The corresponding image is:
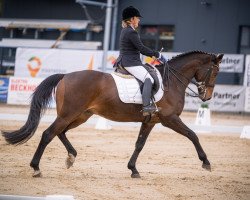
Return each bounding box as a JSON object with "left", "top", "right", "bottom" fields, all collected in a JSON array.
[{"left": 131, "top": 17, "right": 140, "bottom": 28}]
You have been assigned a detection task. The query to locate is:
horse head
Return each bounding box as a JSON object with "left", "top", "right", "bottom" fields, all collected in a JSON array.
[{"left": 194, "top": 53, "right": 224, "bottom": 101}]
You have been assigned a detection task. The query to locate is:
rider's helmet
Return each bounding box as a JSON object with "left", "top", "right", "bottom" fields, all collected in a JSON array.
[{"left": 122, "top": 6, "right": 142, "bottom": 20}]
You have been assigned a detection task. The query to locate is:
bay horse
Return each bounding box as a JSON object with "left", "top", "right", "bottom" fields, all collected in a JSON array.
[{"left": 2, "top": 51, "right": 224, "bottom": 178}]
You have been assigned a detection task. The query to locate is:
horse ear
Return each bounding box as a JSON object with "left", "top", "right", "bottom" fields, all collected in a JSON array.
[{"left": 217, "top": 54, "right": 224, "bottom": 62}]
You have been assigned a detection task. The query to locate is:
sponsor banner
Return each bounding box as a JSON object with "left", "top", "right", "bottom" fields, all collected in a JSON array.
[
  {"left": 244, "top": 87, "right": 250, "bottom": 112},
  {"left": 219, "top": 54, "right": 244, "bottom": 73},
  {"left": 15, "top": 49, "right": 245, "bottom": 78},
  {"left": 14, "top": 48, "right": 181, "bottom": 77},
  {"left": 243, "top": 55, "right": 250, "bottom": 86},
  {"left": 106, "top": 51, "right": 119, "bottom": 71},
  {"left": 15, "top": 48, "right": 102, "bottom": 78},
  {"left": 184, "top": 85, "right": 245, "bottom": 112},
  {"left": 0, "top": 77, "right": 9, "bottom": 103},
  {"left": 7, "top": 77, "right": 43, "bottom": 105}
]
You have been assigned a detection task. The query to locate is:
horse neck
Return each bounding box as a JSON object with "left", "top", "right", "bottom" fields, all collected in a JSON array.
[{"left": 168, "top": 56, "right": 200, "bottom": 82}]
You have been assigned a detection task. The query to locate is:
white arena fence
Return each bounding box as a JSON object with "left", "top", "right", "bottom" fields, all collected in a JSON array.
[{"left": 0, "top": 48, "right": 250, "bottom": 113}]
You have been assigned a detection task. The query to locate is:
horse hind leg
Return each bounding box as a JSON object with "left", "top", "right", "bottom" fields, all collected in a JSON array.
[
  {"left": 30, "top": 117, "right": 69, "bottom": 177},
  {"left": 58, "top": 131, "right": 77, "bottom": 169},
  {"left": 58, "top": 112, "right": 93, "bottom": 169}
]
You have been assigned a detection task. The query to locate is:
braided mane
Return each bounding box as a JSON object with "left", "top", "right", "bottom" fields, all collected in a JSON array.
[{"left": 169, "top": 51, "right": 216, "bottom": 62}]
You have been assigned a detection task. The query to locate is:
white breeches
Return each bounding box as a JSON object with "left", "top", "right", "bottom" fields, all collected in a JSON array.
[{"left": 124, "top": 65, "right": 154, "bottom": 83}]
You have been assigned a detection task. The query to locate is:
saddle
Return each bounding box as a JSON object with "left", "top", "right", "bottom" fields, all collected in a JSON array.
[
  {"left": 114, "top": 64, "right": 160, "bottom": 96},
  {"left": 111, "top": 65, "right": 163, "bottom": 105}
]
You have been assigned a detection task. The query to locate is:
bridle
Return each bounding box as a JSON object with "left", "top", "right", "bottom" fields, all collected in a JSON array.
[
  {"left": 161, "top": 62, "right": 219, "bottom": 99},
  {"left": 196, "top": 64, "right": 219, "bottom": 99}
]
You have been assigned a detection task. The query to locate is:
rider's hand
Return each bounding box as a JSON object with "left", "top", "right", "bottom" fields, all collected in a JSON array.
[{"left": 158, "top": 53, "right": 167, "bottom": 64}]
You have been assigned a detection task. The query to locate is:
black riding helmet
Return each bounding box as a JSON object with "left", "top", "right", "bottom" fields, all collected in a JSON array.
[{"left": 122, "top": 6, "right": 142, "bottom": 20}]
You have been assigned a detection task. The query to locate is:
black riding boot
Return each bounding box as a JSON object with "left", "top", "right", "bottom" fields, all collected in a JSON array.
[{"left": 142, "top": 78, "right": 156, "bottom": 116}]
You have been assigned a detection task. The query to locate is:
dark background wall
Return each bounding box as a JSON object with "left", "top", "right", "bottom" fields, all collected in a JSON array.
[
  {"left": 2, "top": 0, "right": 88, "bottom": 20},
  {"left": 1, "top": 0, "right": 250, "bottom": 53},
  {"left": 118, "top": 0, "right": 250, "bottom": 54},
  {"left": 1, "top": 0, "right": 106, "bottom": 41},
  {"left": 116, "top": 0, "right": 250, "bottom": 85}
]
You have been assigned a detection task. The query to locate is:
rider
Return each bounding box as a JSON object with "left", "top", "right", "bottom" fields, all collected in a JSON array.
[{"left": 114, "top": 6, "right": 167, "bottom": 116}]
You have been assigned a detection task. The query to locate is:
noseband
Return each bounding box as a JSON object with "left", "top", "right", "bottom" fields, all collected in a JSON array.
[
  {"left": 196, "top": 64, "right": 219, "bottom": 99},
  {"left": 162, "top": 62, "right": 219, "bottom": 99}
]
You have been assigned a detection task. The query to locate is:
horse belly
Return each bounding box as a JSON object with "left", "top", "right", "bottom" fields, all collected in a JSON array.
[{"left": 91, "top": 102, "right": 144, "bottom": 122}]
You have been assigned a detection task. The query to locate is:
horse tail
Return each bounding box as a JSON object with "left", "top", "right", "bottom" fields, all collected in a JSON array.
[{"left": 2, "top": 74, "right": 65, "bottom": 145}]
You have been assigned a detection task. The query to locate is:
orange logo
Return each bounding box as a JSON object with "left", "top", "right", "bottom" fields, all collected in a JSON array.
[
  {"left": 107, "top": 55, "right": 117, "bottom": 65},
  {"left": 144, "top": 56, "right": 160, "bottom": 65},
  {"left": 87, "top": 55, "right": 94, "bottom": 70},
  {"left": 27, "top": 56, "right": 42, "bottom": 77}
]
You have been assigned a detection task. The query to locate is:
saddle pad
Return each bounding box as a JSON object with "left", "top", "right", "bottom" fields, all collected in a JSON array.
[{"left": 111, "top": 68, "right": 164, "bottom": 104}]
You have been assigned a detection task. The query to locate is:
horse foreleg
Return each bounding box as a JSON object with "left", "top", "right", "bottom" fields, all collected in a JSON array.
[
  {"left": 160, "top": 115, "right": 211, "bottom": 171},
  {"left": 58, "top": 131, "right": 77, "bottom": 169},
  {"left": 30, "top": 117, "right": 69, "bottom": 177},
  {"left": 128, "top": 122, "right": 155, "bottom": 178}
]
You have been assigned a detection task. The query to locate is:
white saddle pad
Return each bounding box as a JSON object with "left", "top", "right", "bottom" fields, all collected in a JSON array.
[{"left": 111, "top": 67, "right": 164, "bottom": 104}]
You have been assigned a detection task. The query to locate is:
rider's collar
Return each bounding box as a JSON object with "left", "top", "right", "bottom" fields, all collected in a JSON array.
[{"left": 129, "top": 25, "right": 135, "bottom": 30}]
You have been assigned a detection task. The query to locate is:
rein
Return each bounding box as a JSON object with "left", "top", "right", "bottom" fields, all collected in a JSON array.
[{"left": 161, "top": 62, "right": 218, "bottom": 98}]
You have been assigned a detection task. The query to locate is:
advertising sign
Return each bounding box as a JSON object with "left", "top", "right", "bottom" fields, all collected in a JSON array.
[
  {"left": 184, "top": 85, "right": 245, "bottom": 112},
  {"left": 243, "top": 55, "right": 250, "bottom": 86},
  {"left": 0, "top": 77, "right": 9, "bottom": 103},
  {"left": 244, "top": 87, "right": 250, "bottom": 112},
  {"left": 15, "top": 48, "right": 102, "bottom": 78},
  {"left": 106, "top": 51, "right": 119, "bottom": 71},
  {"left": 7, "top": 77, "right": 43, "bottom": 105},
  {"left": 15, "top": 49, "right": 245, "bottom": 78},
  {"left": 219, "top": 54, "right": 244, "bottom": 73}
]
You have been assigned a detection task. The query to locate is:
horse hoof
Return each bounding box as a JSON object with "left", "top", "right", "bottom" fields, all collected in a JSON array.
[
  {"left": 131, "top": 173, "right": 141, "bottom": 178},
  {"left": 202, "top": 163, "right": 211, "bottom": 172},
  {"left": 66, "top": 153, "right": 75, "bottom": 169},
  {"left": 33, "top": 170, "right": 42, "bottom": 177}
]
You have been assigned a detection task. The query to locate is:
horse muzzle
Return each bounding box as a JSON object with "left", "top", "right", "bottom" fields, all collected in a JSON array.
[{"left": 201, "top": 96, "right": 211, "bottom": 102}]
